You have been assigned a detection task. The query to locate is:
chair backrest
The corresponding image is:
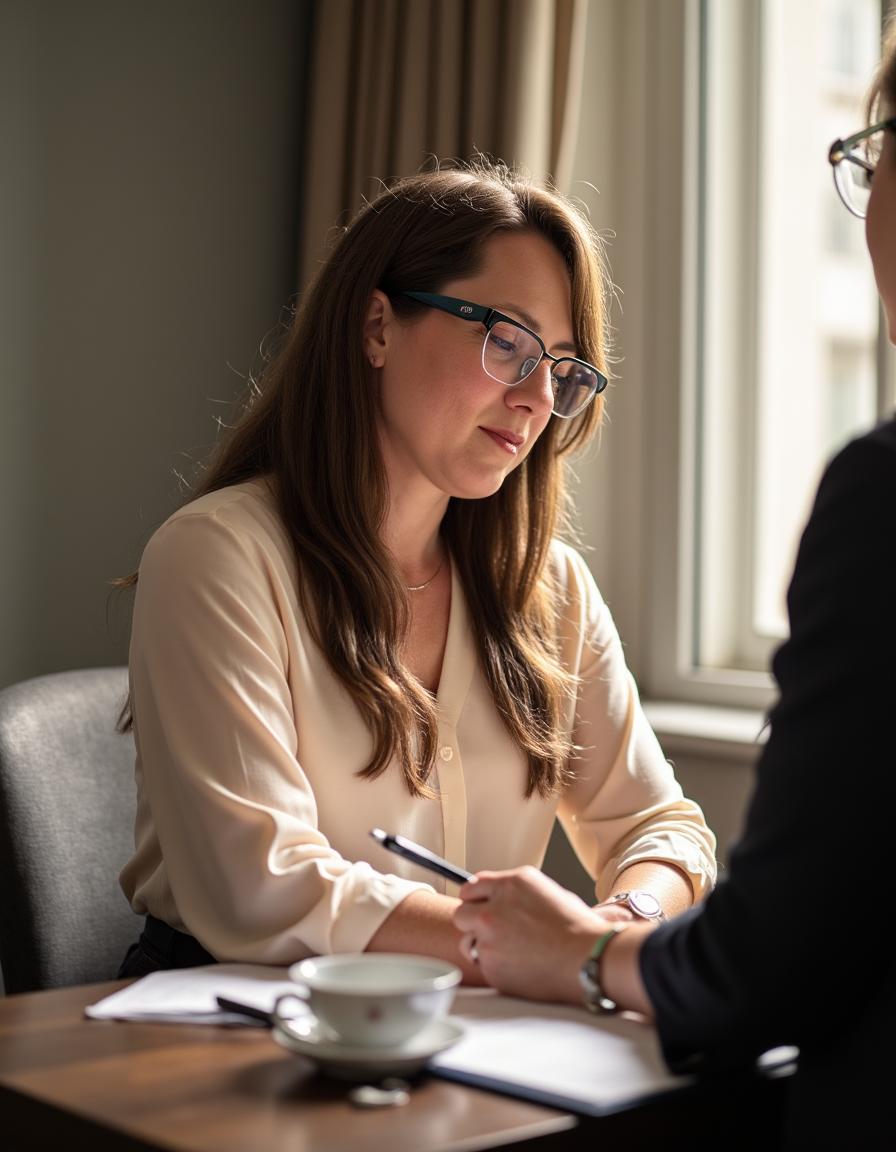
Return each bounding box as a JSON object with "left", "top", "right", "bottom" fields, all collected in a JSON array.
[{"left": 0, "top": 667, "right": 140, "bottom": 994}]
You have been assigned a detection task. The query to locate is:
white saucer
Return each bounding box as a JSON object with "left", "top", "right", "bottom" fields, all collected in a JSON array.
[{"left": 272, "top": 1015, "right": 466, "bottom": 1080}]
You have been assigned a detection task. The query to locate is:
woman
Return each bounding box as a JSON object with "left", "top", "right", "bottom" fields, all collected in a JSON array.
[
  {"left": 117, "top": 161, "right": 717, "bottom": 982},
  {"left": 454, "top": 24, "right": 896, "bottom": 1147}
]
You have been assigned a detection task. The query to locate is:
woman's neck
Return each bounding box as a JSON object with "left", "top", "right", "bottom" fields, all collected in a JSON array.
[{"left": 383, "top": 492, "right": 449, "bottom": 586}]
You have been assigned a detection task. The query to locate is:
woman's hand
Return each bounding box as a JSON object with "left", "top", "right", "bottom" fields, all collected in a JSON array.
[{"left": 453, "top": 866, "right": 610, "bottom": 1004}]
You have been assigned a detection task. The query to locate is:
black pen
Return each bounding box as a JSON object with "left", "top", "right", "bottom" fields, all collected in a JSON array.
[
  {"left": 370, "top": 828, "right": 474, "bottom": 885},
  {"left": 215, "top": 996, "right": 273, "bottom": 1027}
]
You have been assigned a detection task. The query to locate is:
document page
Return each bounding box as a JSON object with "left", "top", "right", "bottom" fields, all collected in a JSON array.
[
  {"left": 85, "top": 963, "right": 299, "bottom": 1025},
  {"left": 430, "top": 988, "right": 694, "bottom": 1117}
]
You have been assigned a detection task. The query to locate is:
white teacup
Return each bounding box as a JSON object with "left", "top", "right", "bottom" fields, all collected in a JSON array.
[{"left": 273, "top": 952, "right": 461, "bottom": 1048}]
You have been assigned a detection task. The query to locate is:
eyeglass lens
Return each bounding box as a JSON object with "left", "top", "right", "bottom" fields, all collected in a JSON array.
[
  {"left": 835, "top": 130, "right": 883, "bottom": 217},
  {"left": 483, "top": 321, "right": 598, "bottom": 417},
  {"left": 835, "top": 158, "right": 873, "bottom": 216}
]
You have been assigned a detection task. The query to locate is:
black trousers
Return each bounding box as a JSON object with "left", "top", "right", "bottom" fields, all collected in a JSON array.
[{"left": 118, "top": 914, "right": 216, "bottom": 978}]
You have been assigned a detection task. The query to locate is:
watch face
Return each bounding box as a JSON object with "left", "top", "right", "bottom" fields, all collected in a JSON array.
[{"left": 626, "top": 891, "right": 662, "bottom": 919}]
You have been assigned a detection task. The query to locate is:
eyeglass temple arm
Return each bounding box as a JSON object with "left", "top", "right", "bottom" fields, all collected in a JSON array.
[
  {"left": 400, "top": 292, "right": 493, "bottom": 325},
  {"left": 829, "top": 117, "right": 896, "bottom": 165},
  {"left": 829, "top": 142, "right": 874, "bottom": 171}
]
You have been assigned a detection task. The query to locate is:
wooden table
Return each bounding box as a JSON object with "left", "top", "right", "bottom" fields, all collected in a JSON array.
[
  {"left": 0, "top": 980, "right": 584, "bottom": 1152},
  {"left": 0, "top": 981, "right": 794, "bottom": 1151}
]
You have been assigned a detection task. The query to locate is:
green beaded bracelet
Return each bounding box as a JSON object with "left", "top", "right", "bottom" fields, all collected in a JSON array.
[{"left": 578, "top": 926, "right": 624, "bottom": 1014}]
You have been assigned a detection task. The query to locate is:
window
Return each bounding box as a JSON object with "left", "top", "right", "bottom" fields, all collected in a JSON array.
[{"left": 644, "top": 0, "right": 893, "bottom": 711}]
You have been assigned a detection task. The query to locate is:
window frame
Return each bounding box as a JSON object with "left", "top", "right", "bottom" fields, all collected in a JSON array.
[{"left": 636, "top": 0, "right": 895, "bottom": 715}]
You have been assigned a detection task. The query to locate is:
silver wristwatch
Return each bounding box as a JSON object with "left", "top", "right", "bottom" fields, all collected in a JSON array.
[{"left": 606, "top": 890, "right": 666, "bottom": 922}]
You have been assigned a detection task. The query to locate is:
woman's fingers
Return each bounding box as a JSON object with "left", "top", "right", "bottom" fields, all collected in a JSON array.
[{"left": 458, "top": 872, "right": 500, "bottom": 902}]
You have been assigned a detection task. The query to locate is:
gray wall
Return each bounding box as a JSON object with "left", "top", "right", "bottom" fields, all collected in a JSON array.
[{"left": 1, "top": 0, "right": 311, "bottom": 689}]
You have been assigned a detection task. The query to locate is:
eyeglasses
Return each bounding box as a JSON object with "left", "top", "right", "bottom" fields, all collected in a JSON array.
[
  {"left": 828, "top": 118, "right": 896, "bottom": 218},
  {"left": 399, "top": 292, "right": 607, "bottom": 419}
]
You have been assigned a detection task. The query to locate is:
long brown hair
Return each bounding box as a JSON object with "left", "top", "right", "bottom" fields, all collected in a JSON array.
[{"left": 121, "top": 159, "right": 612, "bottom": 799}]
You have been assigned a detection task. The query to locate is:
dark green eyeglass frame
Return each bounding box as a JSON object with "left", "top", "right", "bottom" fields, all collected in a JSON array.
[{"left": 399, "top": 291, "right": 608, "bottom": 419}]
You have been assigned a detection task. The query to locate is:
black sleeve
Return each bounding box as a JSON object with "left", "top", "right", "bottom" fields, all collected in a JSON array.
[{"left": 639, "top": 421, "right": 896, "bottom": 1071}]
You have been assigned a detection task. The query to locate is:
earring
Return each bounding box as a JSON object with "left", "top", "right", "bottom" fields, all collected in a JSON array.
[{"left": 369, "top": 355, "right": 378, "bottom": 367}]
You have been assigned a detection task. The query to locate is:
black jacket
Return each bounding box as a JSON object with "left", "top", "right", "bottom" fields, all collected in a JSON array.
[{"left": 640, "top": 417, "right": 896, "bottom": 1150}]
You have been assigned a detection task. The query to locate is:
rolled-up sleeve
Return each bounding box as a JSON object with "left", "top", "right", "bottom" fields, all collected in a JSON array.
[
  {"left": 554, "top": 546, "right": 718, "bottom": 901},
  {"left": 121, "top": 504, "right": 430, "bottom": 963}
]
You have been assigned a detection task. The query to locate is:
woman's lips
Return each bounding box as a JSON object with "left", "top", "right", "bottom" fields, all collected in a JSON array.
[{"left": 481, "top": 426, "right": 525, "bottom": 455}]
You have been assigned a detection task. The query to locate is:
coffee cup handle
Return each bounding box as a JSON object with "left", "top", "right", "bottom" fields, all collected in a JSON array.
[{"left": 271, "top": 989, "right": 310, "bottom": 1029}]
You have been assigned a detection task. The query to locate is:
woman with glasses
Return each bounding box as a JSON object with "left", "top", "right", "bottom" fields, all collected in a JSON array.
[
  {"left": 116, "top": 159, "right": 717, "bottom": 982},
  {"left": 455, "top": 22, "right": 896, "bottom": 1148}
]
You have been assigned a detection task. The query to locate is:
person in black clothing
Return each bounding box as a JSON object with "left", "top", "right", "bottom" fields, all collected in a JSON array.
[{"left": 453, "top": 18, "right": 896, "bottom": 1150}]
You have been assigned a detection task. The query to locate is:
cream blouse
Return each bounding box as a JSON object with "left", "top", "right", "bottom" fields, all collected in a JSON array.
[{"left": 120, "top": 479, "right": 717, "bottom": 963}]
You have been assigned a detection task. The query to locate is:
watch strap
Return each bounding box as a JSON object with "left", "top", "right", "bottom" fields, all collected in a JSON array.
[{"left": 579, "top": 926, "right": 624, "bottom": 1014}]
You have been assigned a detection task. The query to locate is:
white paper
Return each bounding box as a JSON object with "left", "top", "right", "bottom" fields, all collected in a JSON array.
[
  {"left": 430, "top": 988, "right": 693, "bottom": 1116},
  {"left": 84, "top": 963, "right": 307, "bottom": 1025}
]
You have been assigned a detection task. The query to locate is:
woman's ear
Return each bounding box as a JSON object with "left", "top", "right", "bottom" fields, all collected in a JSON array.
[{"left": 363, "top": 290, "right": 392, "bottom": 369}]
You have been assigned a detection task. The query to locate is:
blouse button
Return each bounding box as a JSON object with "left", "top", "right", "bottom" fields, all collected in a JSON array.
[{"left": 439, "top": 746, "right": 454, "bottom": 762}]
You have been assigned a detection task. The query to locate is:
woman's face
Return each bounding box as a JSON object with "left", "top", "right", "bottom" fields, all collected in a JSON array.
[
  {"left": 368, "top": 229, "right": 575, "bottom": 508},
  {"left": 867, "top": 112, "right": 896, "bottom": 342}
]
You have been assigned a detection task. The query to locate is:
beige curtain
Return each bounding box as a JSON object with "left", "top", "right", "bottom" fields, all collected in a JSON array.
[{"left": 298, "top": 0, "right": 587, "bottom": 289}]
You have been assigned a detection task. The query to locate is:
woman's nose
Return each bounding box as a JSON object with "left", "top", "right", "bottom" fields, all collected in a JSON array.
[{"left": 506, "top": 358, "right": 554, "bottom": 416}]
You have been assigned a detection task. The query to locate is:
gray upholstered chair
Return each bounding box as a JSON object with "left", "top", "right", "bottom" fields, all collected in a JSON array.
[{"left": 0, "top": 667, "right": 140, "bottom": 994}]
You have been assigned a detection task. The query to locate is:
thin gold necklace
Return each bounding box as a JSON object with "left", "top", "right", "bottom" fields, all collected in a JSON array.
[{"left": 405, "top": 555, "right": 444, "bottom": 592}]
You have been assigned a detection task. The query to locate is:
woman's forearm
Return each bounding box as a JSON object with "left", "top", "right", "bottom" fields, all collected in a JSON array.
[
  {"left": 600, "top": 860, "right": 695, "bottom": 919},
  {"left": 365, "top": 888, "right": 486, "bottom": 984}
]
